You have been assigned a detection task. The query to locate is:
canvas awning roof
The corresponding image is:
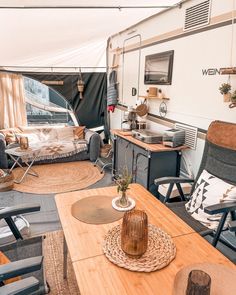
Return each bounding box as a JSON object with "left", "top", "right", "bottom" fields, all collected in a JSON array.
[{"left": 0, "top": 0, "right": 180, "bottom": 72}]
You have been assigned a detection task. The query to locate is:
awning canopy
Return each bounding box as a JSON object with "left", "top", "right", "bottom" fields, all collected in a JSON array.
[{"left": 0, "top": 0, "right": 179, "bottom": 72}]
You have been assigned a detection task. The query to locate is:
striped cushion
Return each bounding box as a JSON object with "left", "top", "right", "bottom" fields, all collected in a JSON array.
[{"left": 73, "top": 126, "right": 85, "bottom": 139}]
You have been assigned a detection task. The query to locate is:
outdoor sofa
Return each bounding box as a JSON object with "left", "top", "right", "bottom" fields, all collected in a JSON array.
[{"left": 0, "top": 125, "right": 101, "bottom": 169}]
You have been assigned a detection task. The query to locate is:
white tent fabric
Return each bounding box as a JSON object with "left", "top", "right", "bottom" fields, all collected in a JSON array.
[{"left": 0, "top": 0, "right": 179, "bottom": 72}]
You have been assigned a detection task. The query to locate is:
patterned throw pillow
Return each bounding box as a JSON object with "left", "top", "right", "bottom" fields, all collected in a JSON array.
[
  {"left": 5, "top": 132, "right": 17, "bottom": 144},
  {"left": 73, "top": 126, "right": 85, "bottom": 140},
  {"left": 0, "top": 128, "right": 22, "bottom": 145},
  {"left": 185, "top": 170, "right": 236, "bottom": 230}
]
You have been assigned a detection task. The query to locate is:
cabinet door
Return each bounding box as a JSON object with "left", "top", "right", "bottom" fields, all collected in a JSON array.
[
  {"left": 133, "top": 145, "right": 149, "bottom": 188},
  {"left": 115, "top": 137, "right": 133, "bottom": 175}
]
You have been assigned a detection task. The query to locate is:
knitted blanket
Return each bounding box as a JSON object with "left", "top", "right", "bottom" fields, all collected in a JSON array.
[{"left": 23, "top": 140, "right": 88, "bottom": 162}]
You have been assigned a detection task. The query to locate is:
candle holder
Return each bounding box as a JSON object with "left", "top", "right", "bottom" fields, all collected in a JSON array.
[
  {"left": 19, "top": 136, "right": 29, "bottom": 150},
  {"left": 186, "top": 270, "right": 211, "bottom": 295},
  {"left": 121, "top": 210, "right": 148, "bottom": 258}
]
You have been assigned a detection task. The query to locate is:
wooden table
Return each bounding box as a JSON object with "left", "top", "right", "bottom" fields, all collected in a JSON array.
[{"left": 55, "top": 184, "right": 235, "bottom": 295}]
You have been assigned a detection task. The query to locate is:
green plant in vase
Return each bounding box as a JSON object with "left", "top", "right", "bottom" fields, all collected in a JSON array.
[
  {"left": 219, "top": 83, "right": 231, "bottom": 102},
  {"left": 231, "top": 90, "right": 236, "bottom": 102},
  {"left": 115, "top": 166, "right": 132, "bottom": 207}
]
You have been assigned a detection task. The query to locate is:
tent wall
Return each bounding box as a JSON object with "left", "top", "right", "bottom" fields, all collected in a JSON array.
[
  {"left": 25, "top": 72, "right": 107, "bottom": 129},
  {"left": 108, "top": 0, "right": 236, "bottom": 175}
]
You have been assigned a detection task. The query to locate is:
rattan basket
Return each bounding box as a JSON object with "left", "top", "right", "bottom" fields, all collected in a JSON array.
[{"left": 0, "top": 170, "right": 14, "bottom": 192}]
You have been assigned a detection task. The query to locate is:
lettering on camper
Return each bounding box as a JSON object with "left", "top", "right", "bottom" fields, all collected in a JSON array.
[{"left": 202, "top": 68, "right": 221, "bottom": 75}]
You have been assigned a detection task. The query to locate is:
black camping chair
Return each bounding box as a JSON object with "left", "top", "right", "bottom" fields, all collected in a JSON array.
[
  {"left": 154, "top": 120, "right": 236, "bottom": 249},
  {"left": 0, "top": 204, "right": 49, "bottom": 294},
  {"left": 0, "top": 257, "right": 43, "bottom": 295}
]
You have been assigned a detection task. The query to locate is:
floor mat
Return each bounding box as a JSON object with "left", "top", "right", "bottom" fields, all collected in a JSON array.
[
  {"left": 13, "top": 161, "right": 104, "bottom": 194},
  {"left": 44, "top": 230, "right": 80, "bottom": 295}
]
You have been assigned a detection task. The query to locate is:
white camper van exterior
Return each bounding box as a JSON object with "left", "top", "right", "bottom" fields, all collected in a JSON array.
[{"left": 107, "top": 0, "right": 236, "bottom": 175}]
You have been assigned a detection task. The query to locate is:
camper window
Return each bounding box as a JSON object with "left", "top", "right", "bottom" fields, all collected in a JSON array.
[{"left": 144, "top": 50, "right": 174, "bottom": 85}]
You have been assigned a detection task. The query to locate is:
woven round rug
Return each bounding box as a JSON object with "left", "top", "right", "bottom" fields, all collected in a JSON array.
[
  {"left": 103, "top": 224, "right": 176, "bottom": 272},
  {"left": 71, "top": 195, "right": 124, "bottom": 224},
  {"left": 13, "top": 161, "right": 104, "bottom": 194}
]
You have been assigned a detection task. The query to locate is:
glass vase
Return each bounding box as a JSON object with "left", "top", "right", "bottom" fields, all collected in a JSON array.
[
  {"left": 19, "top": 136, "right": 29, "bottom": 150},
  {"left": 186, "top": 270, "right": 211, "bottom": 295},
  {"left": 118, "top": 190, "right": 129, "bottom": 208},
  {"left": 121, "top": 210, "right": 148, "bottom": 258}
]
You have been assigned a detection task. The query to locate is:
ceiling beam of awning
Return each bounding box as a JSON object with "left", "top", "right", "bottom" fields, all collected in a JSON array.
[{"left": 0, "top": 5, "right": 177, "bottom": 9}]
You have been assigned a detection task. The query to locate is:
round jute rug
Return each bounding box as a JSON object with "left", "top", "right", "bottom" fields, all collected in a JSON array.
[{"left": 12, "top": 161, "right": 104, "bottom": 194}]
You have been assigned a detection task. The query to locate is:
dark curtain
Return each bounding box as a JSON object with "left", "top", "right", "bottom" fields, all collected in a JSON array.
[{"left": 24, "top": 72, "right": 107, "bottom": 131}]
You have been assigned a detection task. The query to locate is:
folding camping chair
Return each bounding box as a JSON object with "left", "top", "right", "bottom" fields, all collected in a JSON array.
[
  {"left": 154, "top": 121, "right": 236, "bottom": 249},
  {"left": 0, "top": 204, "right": 49, "bottom": 294}
]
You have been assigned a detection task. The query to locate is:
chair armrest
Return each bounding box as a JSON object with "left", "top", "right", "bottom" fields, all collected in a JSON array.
[
  {"left": 0, "top": 256, "right": 43, "bottom": 281},
  {"left": 0, "top": 277, "right": 39, "bottom": 295},
  {"left": 204, "top": 202, "right": 236, "bottom": 215},
  {"left": 0, "top": 138, "right": 8, "bottom": 169},
  {"left": 229, "top": 220, "right": 236, "bottom": 232},
  {"left": 85, "top": 129, "right": 101, "bottom": 162},
  {"left": 0, "top": 134, "right": 5, "bottom": 142},
  {"left": 154, "top": 177, "right": 194, "bottom": 186},
  {"left": 0, "top": 204, "right": 40, "bottom": 219}
]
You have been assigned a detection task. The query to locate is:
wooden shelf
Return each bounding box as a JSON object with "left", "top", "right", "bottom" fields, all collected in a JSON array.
[
  {"left": 139, "top": 95, "right": 170, "bottom": 100},
  {"left": 220, "top": 67, "right": 236, "bottom": 75}
]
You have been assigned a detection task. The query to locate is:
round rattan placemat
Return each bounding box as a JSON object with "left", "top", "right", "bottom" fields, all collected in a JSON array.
[
  {"left": 71, "top": 195, "right": 124, "bottom": 224},
  {"left": 103, "top": 224, "right": 176, "bottom": 272}
]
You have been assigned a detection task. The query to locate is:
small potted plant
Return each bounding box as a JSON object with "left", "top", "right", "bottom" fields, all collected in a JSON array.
[
  {"left": 219, "top": 83, "right": 231, "bottom": 102},
  {"left": 115, "top": 166, "right": 132, "bottom": 208},
  {"left": 231, "top": 90, "right": 236, "bottom": 102}
]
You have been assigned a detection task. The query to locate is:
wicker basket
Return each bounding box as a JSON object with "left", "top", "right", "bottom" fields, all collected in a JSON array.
[
  {"left": 100, "top": 144, "right": 112, "bottom": 157},
  {"left": 0, "top": 170, "right": 14, "bottom": 192}
]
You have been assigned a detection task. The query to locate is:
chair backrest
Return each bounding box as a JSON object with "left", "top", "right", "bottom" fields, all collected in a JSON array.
[{"left": 193, "top": 120, "right": 236, "bottom": 191}]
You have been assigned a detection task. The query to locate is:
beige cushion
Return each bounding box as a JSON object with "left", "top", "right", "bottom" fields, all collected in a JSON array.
[
  {"left": 16, "top": 133, "right": 41, "bottom": 145},
  {"left": 56, "top": 127, "right": 74, "bottom": 141},
  {"left": 19, "top": 127, "right": 58, "bottom": 142},
  {"left": 158, "top": 183, "right": 192, "bottom": 199}
]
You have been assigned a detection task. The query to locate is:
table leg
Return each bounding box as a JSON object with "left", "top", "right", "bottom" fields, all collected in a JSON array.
[
  {"left": 24, "top": 161, "right": 38, "bottom": 177},
  {"left": 9, "top": 155, "right": 21, "bottom": 172},
  {"left": 63, "top": 234, "right": 68, "bottom": 279},
  {"left": 13, "top": 155, "right": 39, "bottom": 184}
]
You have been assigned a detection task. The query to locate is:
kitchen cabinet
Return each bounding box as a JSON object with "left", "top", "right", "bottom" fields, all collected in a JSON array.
[{"left": 112, "top": 130, "right": 186, "bottom": 195}]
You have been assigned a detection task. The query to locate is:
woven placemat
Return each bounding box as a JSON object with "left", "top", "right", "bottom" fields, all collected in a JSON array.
[
  {"left": 71, "top": 195, "right": 124, "bottom": 224},
  {"left": 103, "top": 224, "right": 176, "bottom": 272}
]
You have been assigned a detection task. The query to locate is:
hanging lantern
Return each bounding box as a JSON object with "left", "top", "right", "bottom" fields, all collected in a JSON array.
[{"left": 77, "top": 68, "right": 85, "bottom": 99}]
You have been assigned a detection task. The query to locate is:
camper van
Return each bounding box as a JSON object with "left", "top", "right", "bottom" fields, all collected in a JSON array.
[
  {"left": 108, "top": 0, "right": 236, "bottom": 177},
  {"left": 0, "top": 1, "right": 235, "bottom": 294}
]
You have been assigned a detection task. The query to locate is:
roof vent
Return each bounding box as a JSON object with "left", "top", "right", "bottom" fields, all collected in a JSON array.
[
  {"left": 184, "top": 0, "right": 211, "bottom": 31},
  {"left": 175, "top": 123, "right": 198, "bottom": 150}
]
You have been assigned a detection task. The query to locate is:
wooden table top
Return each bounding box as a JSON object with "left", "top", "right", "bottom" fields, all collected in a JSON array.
[
  {"left": 111, "top": 129, "right": 187, "bottom": 152},
  {"left": 55, "top": 184, "right": 236, "bottom": 295}
]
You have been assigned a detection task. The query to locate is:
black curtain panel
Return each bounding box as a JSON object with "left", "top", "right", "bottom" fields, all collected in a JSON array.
[{"left": 24, "top": 72, "right": 107, "bottom": 130}]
